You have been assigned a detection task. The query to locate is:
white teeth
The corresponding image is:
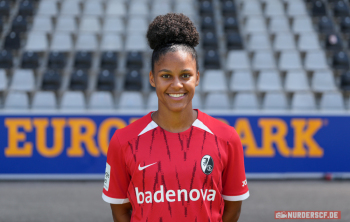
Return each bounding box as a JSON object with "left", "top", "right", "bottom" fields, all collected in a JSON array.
[{"left": 168, "top": 93, "right": 185, "bottom": 98}]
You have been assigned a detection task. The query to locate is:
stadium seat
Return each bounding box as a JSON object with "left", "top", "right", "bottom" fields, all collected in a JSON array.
[
  {"left": 105, "top": 1, "right": 126, "bottom": 17},
  {"left": 340, "top": 70, "right": 350, "bottom": 91},
  {"left": 32, "top": 16, "right": 53, "bottom": 33},
  {"left": 4, "top": 92, "right": 29, "bottom": 109},
  {"left": 0, "top": 0, "right": 10, "bottom": 16},
  {"left": 332, "top": 51, "right": 349, "bottom": 70},
  {"left": 11, "top": 15, "right": 27, "bottom": 33},
  {"left": 51, "top": 33, "right": 73, "bottom": 52},
  {"left": 37, "top": 0, "right": 58, "bottom": 17},
  {"left": 201, "top": 16, "right": 215, "bottom": 32},
  {"left": 80, "top": 17, "right": 101, "bottom": 33},
  {"left": 21, "top": 51, "right": 39, "bottom": 69},
  {"left": 10, "top": 69, "right": 35, "bottom": 91},
  {"left": 4, "top": 32, "right": 21, "bottom": 50},
  {"left": 285, "top": 70, "right": 310, "bottom": 92},
  {"left": 263, "top": 92, "right": 288, "bottom": 110},
  {"left": 224, "top": 16, "right": 239, "bottom": 32},
  {"left": 127, "top": 17, "right": 148, "bottom": 34},
  {"left": 61, "top": 0, "right": 80, "bottom": 16},
  {"left": 312, "top": 70, "right": 337, "bottom": 92},
  {"left": 226, "top": 32, "right": 244, "bottom": 50},
  {"left": 41, "top": 70, "right": 61, "bottom": 90},
  {"left": 124, "top": 70, "right": 143, "bottom": 91},
  {"left": 61, "top": 91, "right": 86, "bottom": 110},
  {"left": 101, "top": 34, "right": 122, "bottom": 51},
  {"left": 119, "top": 92, "right": 144, "bottom": 109},
  {"left": 292, "top": 17, "right": 314, "bottom": 33},
  {"left": 32, "top": 91, "right": 57, "bottom": 109},
  {"left": 244, "top": 16, "right": 267, "bottom": 33},
  {"left": 265, "top": 0, "right": 284, "bottom": 17},
  {"left": 269, "top": 16, "right": 290, "bottom": 33},
  {"left": 25, "top": 32, "right": 48, "bottom": 52},
  {"left": 103, "top": 17, "right": 124, "bottom": 33},
  {"left": 273, "top": 33, "right": 296, "bottom": 51},
  {"left": 97, "top": 69, "right": 115, "bottom": 91},
  {"left": 298, "top": 33, "right": 321, "bottom": 51},
  {"left": 248, "top": 33, "right": 271, "bottom": 51},
  {"left": 74, "top": 51, "right": 92, "bottom": 69},
  {"left": 325, "top": 34, "right": 343, "bottom": 51},
  {"left": 18, "top": 0, "right": 34, "bottom": 16},
  {"left": 311, "top": 0, "right": 327, "bottom": 17},
  {"left": 48, "top": 52, "right": 66, "bottom": 69},
  {"left": 318, "top": 16, "right": 334, "bottom": 33},
  {"left": 320, "top": 91, "right": 345, "bottom": 110},
  {"left": 147, "top": 92, "right": 158, "bottom": 110},
  {"left": 202, "top": 31, "right": 218, "bottom": 50},
  {"left": 304, "top": 50, "right": 329, "bottom": 70},
  {"left": 257, "top": 70, "right": 282, "bottom": 91},
  {"left": 291, "top": 92, "right": 317, "bottom": 110},
  {"left": 175, "top": 2, "right": 196, "bottom": 16},
  {"left": 204, "top": 93, "right": 230, "bottom": 109},
  {"left": 70, "top": 69, "right": 88, "bottom": 91},
  {"left": 129, "top": 2, "right": 148, "bottom": 16},
  {"left": 241, "top": 0, "right": 262, "bottom": 16},
  {"left": 56, "top": 17, "right": 76, "bottom": 33},
  {"left": 125, "top": 34, "right": 147, "bottom": 51},
  {"left": 192, "top": 93, "right": 202, "bottom": 109},
  {"left": 200, "top": 1, "right": 214, "bottom": 16},
  {"left": 252, "top": 50, "right": 276, "bottom": 70},
  {"left": 151, "top": 3, "right": 171, "bottom": 19},
  {"left": 234, "top": 92, "right": 259, "bottom": 110},
  {"left": 0, "top": 69, "right": 7, "bottom": 91},
  {"left": 126, "top": 52, "right": 143, "bottom": 69},
  {"left": 100, "top": 51, "right": 118, "bottom": 70},
  {"left": 222, "top": 1, "right": 236, "bottom": 17},
  {"left": 226, "top": 51, "right": 250, "bottom": 70},
  {"left": 0, "top": 50, "right": 13, "bottom": 68},
  {"left": 202, "top": 70, "right": 227, "bottom": 92},
  {"left": 75, "top": 33, "right": 98, "bottom": 51},
  {"left": 333, "top": 0, "right": 349, "bottom": 18},
  {"left": 278, "top": 50, "right": 302, "bottom": 70},
  {"left": 204, "top": 50, "right": 221, "bottom": 69},
  {"left": 287, "top": 0, "right": 308, "bottom": 17},
  {"left": 89, "top": 91, "right": 114, "bottom": 109},
  {"left": 83, "top": 0, "right": 103, "bottom": 16},
  {"left": 340, "top": 16, "right": 350, "bottom": 33},
  {"left": 230, "top": 70, "right": 255, "bottom": 92}
]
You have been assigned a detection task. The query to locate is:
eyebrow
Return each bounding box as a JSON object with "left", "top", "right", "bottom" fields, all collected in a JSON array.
[{"left": 157, "top": 69, "right": 193, "bottom": 73}]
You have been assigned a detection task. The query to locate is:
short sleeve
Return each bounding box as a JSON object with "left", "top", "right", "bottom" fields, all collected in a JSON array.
[
  {"left": 102, "top": 132, "right": 131, "bottom": 204},
  {"left": 221, "top": 128, "right": 249, "bottom": 201}
]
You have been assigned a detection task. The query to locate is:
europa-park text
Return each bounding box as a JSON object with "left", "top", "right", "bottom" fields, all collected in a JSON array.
[{"left": 3, "top": 117, "right": 325, "bottom": 158}]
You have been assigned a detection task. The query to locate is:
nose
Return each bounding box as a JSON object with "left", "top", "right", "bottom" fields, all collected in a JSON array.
[{"left": 171, "top": 76, "right": 183, "bottom": 89}]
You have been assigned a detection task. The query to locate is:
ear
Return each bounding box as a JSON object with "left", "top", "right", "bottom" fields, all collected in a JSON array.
[
  {"left": 149, "top": 71, "right": 156, "bottom": 87},
  {"left": 195, "top": 71, "right": 200, "bottom": 87}
]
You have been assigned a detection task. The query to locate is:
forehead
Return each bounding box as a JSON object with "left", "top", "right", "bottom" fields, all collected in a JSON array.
[{"left": 155, "top": 50, "right": 196, "bottom": 70}]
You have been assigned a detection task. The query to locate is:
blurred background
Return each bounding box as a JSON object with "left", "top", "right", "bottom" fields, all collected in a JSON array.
[{"left": 0, "top": 0, "right": 349, "bottom": 221}]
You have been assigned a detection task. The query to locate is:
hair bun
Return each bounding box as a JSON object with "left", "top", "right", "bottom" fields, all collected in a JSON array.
[{"left": 147, "top": 13, "right": 199, "bottom": 50}]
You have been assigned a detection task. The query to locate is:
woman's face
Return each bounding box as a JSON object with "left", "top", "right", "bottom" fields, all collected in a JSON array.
[{"left": 149, "top": 50, "right": 200, "bottom": 113}]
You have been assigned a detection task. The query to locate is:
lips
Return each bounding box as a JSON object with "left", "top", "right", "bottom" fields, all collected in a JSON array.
[{"left": 168, "top": 93, "right": 185, "bottom": 98}]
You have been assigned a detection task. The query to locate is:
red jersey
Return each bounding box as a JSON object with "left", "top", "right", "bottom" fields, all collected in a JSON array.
[{"left": 102, "top": 109, "right": 249, "bottom": 221}]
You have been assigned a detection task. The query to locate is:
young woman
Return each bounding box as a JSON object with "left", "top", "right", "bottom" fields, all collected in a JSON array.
[{"left": 102, "top": 13, "right": 249, "bottom": 222}]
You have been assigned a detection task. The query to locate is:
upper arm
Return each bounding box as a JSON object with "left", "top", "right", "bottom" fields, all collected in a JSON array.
[
  {"left": 110, "top": 203, "right": 132, "bottom": 222},
  {"left": 222, "top": 200, "right": 242, "bottom": 222}
]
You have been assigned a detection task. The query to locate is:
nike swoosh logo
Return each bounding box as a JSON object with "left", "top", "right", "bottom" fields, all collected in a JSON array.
[{"left": 138, "top": 162, "right": 157, "bottom": 171}]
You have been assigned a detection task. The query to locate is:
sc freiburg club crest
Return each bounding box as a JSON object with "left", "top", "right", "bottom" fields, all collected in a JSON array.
[{"left": 201, "top": 155, "right": 214, "bottom": 175}]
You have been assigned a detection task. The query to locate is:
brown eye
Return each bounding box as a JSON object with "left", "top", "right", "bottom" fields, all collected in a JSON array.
[
  {"left": 162, "top": 74, "right": 170, "bottom": 78},
  {"left": 183, "top": 74, "right": 190, "bottom": 78}
]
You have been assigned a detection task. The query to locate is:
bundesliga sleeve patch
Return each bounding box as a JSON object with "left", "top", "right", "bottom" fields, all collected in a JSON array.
[
  {"left": 201, "top": 155, "right": 214, "bottom": 175},
  {"left": 104, "top": 163, "right": 111, "bottom": 191}
]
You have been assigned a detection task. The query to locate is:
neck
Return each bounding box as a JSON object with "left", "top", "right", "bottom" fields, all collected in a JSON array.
[{"left": 152, "top": 106, "right": 197, "bottom": 133}]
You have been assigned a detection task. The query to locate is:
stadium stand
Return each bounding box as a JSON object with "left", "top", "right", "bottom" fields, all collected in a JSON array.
[{"left": 0, "top": 0, "right": 349, "bottom": 111}]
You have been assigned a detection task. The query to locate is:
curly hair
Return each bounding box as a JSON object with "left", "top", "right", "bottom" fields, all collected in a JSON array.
[{"left": 146, "top": 13, "right": 200, "bottom": 71}]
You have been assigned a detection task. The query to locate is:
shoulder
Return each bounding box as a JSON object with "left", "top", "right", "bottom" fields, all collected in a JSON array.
[
  {"left": 197, "top": 109, "right": 237, "bottom": 142},
  {"left": 112, "top": 112, "right": 153, "bottom": 146}
]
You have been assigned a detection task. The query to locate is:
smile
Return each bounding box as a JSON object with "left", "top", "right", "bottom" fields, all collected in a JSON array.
[{"left": 168, "top": 93, "right": 185, "bottom": 98}]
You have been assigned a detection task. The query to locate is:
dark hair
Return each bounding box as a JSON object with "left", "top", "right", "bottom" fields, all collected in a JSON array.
[{"left": 146, "top": 13, "right": 200, "bottom": 72}]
